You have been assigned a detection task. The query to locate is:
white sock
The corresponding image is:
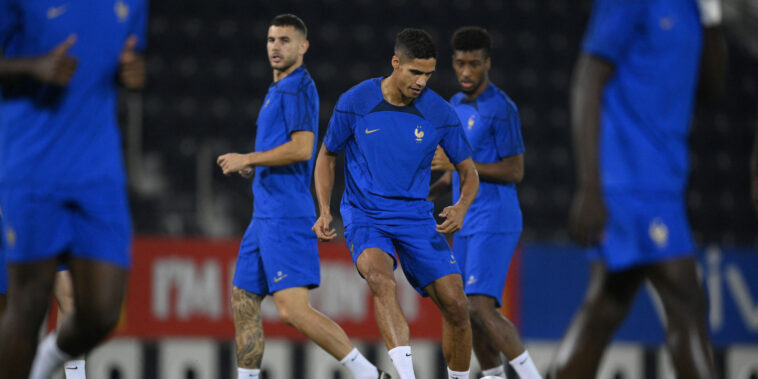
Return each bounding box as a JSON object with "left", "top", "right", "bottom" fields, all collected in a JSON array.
[
  {"left": 64, "top": 359, "right": 86, "bottom": 379},
  {"left": 237, "top": 367, "right": 260, "bottom": 379},
  {"left": 30, "top": 332, "right": 73, "bottom": 379},
  {"left": 447, "top": 367, "right": 470, "bottom": 379},
  {"left": 388, "top": 346, "right": 415, "bottom": 379},
  {"left": 482, "top": 364, "right": 507, "bottom": 378},
  {"left": 509, "top": 350, "right": 542, "bottom": 379},
  {"left": 340, "top": 347, "right": 379, "bottom": 379}
]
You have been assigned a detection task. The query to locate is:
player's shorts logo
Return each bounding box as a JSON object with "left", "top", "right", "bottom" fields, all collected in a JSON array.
[
  {"left": 466, "top": 275, "right": 477, "bottom": 285},
  {"left": 5, "top": 227, "right": 16, "bottom": 248},
  {"left": 47, "top": 5, "right": 68, "bottom": 19},
  {"left": 467, "top": 115, "right": 476, "bottom": 130},
  {"left": 273, "top": 271, "right": 287, "bottom": 283},
  {"left": 414, "top": 126, "right": 424, "bottom": 143},
  {"left": 115, "top": 0, "right": 129, "bottom": 22},
  {"left": 365, "top": 128, "right": 380, "bottom": 134},
  {"left": 649, "top": 217, "right": 669, "bottom": 249}
]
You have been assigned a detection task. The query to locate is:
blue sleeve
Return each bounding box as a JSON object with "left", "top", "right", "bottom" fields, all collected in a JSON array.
[
  {"left": 0, "top": 0, "right": 19, "bottom": 50},
  {"left": 439, "top": 107, "right": 472, "bottom": 165},
  {"left": 323, "top": 96, "right": 356, "bottom": 154},
  {"left": 130, "top": 0, "right": 148, "bottom": 52},
  {"left": 493, "top": 101, "right": 525, "bottom": 158},
  {"left": 582, "top": 0, "right": 644, "bottom": 63},
  {"left": 281, "top": 85, "right": 318, "bottom": 136}
]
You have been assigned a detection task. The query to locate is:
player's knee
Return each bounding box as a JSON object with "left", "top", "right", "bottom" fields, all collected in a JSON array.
[
  {"left": 363, "top": 270, "right": 396, "bottom": 297},
  {"left": 441, "top": 295, "right": 470, "bottom": 326},
  {"left": 467, "top": 301, "right": 488, "bottom": 327},
  {"left": 275, "top": 304, "right": 300, "bottom": 326}
]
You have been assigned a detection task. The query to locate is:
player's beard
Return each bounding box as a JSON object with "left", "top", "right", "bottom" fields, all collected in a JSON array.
[
  {"left": 460, "top": 78, "right": 482, "bottom": 95},
  {"left": 271, "top": 54, "right": 298, "bottom": 74}
]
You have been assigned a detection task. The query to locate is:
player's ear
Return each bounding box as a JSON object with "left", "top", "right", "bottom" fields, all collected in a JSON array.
[
  {"left": 392, "top": 55, "right": 400, "bottom": 70},
  {"left": 300, "top": 39, "right": 309, "bottom": 56},
  {"left": 485, "top": 57, "right": 491, "bottom": 70}
]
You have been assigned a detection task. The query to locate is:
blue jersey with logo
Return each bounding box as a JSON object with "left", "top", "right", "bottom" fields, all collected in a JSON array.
[
  {"left": 252, "top": 66, "right": 319, "bottom": 219},
  {"left": 0, "top": 0, "right": 147, "bottom": 191},
  {"left": 583, "top": 0, "right": 702, "bottom": 194},
  {"left": 324, "top": 77, "right": 472, "bottom": 226},
  {"left": 450, "top": 84, "right": 524, "bottom": 235}
]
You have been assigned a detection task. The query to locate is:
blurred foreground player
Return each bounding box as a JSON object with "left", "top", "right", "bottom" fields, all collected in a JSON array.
[
  {"left": 0, "top": 0, "right": 147, "bottom": 377},
  {"left": 548, "top": 0, "right": 727, "bottom": 378}
]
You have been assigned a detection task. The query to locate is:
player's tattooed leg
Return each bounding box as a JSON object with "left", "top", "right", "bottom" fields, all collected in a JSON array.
[{"left": 232, "top": 286, "right": 265, "bottom": 368}]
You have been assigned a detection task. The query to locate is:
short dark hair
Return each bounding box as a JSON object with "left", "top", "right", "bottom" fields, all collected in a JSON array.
[
  {"left": 450, "top": 26, "right": 492, "bottom": 58},
  {"left": 395, "top": 28, "right": 437, "bottom": 60},
  {"left": 270, "top": 14, "right": 307, "bottom": 38}
]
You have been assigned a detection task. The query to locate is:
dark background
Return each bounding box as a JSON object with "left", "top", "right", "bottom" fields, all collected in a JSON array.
[{"left": 128, "top": 0, "right": 758, "bottom": 246}]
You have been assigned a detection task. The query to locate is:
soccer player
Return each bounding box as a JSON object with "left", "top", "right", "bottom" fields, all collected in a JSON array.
[
  {"left": 547, "top": 0, "right": 727, "bottom": 378},
  {"left": 216, "top": 14, "right": 389, "bottom": 379},
  {"left": 428, "top": 26, "right": 541, "bottom": 379},
  {"left": 312, "top": 28, "right": 480, "bottom": 379},
  {"left": 0, "top": 0, "right": 147, "bottom": 377}
]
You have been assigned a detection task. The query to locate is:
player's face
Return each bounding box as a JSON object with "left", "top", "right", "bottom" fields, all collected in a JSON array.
[
  {"left": 452, "top": 49, "right": 490, "bottom": 95},
  {"left": 267, "top": 25, "right": 307, "bottom": 72},
  {"left": 392, "top": 56, "right": 436, "bottom": 99}
]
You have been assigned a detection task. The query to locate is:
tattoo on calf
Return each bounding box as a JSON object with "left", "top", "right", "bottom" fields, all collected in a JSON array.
[{"left": 232, "top": 287, "right": 265, "bottom": 368}]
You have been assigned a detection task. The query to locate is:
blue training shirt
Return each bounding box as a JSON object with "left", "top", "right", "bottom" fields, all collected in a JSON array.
[
  {"left": 252, "top": 66, "right": 319, "bottom": 219},
  {"left": 450, "top": 84, "right": 524, "bottom": 235},
  {"left": 583, "top": 0, "right": 702, "bottom": 194},
  {"left": 0, "top": 0, "right": 147, "bottom": 191},
  {"left": 324, "top": 77, "right": 472, "bottom": 226}
]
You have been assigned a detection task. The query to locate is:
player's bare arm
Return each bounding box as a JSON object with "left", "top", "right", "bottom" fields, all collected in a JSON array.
[
  {"left": 118, "top": 35, "right": 146, "bottom": 89},
  {"left": 474, "top": 153, "right": 524, "bottom": 183},
  {"left": 437, "top": 157, "right": 478, "bottom": 234},
  {"left": 312, "top": 144, "right": 338, "bottom": 241},
  {"left": 217, "top": 130, "right": 314, "bottom": 175},
  {"left": 568, "top": 54, "right": 614, "bottom": 247},
  {"left": 428, "top": 170, "right": 452, "bottom": 202},
  {"left": 431, "top": 145, "right": 455, "bottom": 171},
  {"left": 0, "top": 35, "right": 78, "bottom": 85}
]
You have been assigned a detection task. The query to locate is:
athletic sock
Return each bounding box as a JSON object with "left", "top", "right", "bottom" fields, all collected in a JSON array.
[
  {"left": 482, "top": 364, "right": 507, "bottom": 378},
  {"left": 29, "top": 332, "right": 73, "bottom": 379},
  {"left": 388, "top": 346, "right": 416, "bottom": 379},
  {"left": 64, "top": 359, "right": 86, "bottom": 379},
  {"left": 447, "top": 367, "right": 470, "bottom": 379},
  {"left": 340, "top": 348, "right": 380, "bottom": 379},
  {"left": 509, "top": 350, "right": 542, "bottom": 379},
  {"left": 237, "top": 367, "right": 260, "bottom": 379}
]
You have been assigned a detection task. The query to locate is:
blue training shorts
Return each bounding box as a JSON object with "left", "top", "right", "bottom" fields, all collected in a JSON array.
[
  {"left": 454, "top": 231, "right": 520, "bottom": 307},
  {"left": 345, "top": 221, "right": 461, "bottom": 297},
  {"left": 233, "top": 217, "right": 320, "bottom": 296},
  {"left": 588, "top": 192, "right": 694, "bottom": 271},
  {"left": 0, "top": 184, "right": 131, "bottom": 268}
]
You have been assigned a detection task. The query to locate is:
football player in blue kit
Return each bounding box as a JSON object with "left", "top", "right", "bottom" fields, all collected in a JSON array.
[
  {"left": 0, "top": 0, "right": 147, "bottom": 377},
  {"left": 216, "top": 14, "right": 389, "bottom": 379},
  {"left": 548, "top": 0, "right": 727, "bottom": 378},
  {"left": 428, "top": 26, "right": 541, "bottom": 379},
  {"left": 312, "top": 28, "right": 480, "bottom": 379}
]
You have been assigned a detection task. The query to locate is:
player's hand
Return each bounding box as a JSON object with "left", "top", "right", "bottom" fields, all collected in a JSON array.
[
  {"left": 312, "top": 213, "right": 337, "bottom": 241},
  {"left": 31, "top": 34, "right": 78, "bottom": 86},
  {"left": 431, "top": 146, "right": 455, "bottom": 171},
  {"left": 568, "top": 186, "right": 607, "bottom": 247},
  {"left": 238, "top": 167, "right": 254, "bottom": 179},
  {"left": 217, "top": 153, "right": 251, "bottom": 175},
  {"left": 436, "top": 204, "right": 466, "bottom": 234},
  {"left": 119, "top": 35, "right": 145, "bottom": 89}
]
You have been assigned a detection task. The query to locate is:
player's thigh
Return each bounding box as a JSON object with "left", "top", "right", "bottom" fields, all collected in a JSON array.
[
  {"left": 345, "top": 224, "right": 396, "bottom": 273},
  {"left": 0, "top": 188, "right": 72, "bottom": 263},
  {"left": 592, "top": 192, "right": 694, "bottom": 271},
  {"left": 393, "top": 222, "right": 460, "bottom": 296},
  {"left": 233, "top": 219, "right": 269, "bottom": 295},
  {"left": 69, "top": 184, "right": 131, "bottom": 268},
  {"left": 645, "top": 257, "right": 706, "bottom": 315},
  {"left": 258, "top": 218, "right": 321, "bottom": 293},
  {"left": 458, "top": 232, "right": 520, "bottom": 308}
]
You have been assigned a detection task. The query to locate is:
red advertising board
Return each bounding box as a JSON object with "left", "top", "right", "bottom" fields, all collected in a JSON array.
[{"left": 104, "top": 237, "right": 519, "bottom": 341}]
